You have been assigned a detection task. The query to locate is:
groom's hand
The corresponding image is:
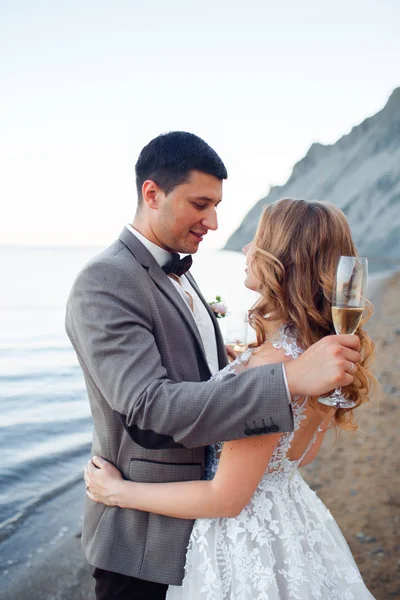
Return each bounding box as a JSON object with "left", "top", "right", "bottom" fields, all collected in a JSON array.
[{"left": 284, "top": 334, "right": 361, "bottom": 398}]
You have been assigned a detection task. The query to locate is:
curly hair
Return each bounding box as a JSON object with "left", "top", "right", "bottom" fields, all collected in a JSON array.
[{"left": 247, "top": 198, "right": 376, "bottom": 431}]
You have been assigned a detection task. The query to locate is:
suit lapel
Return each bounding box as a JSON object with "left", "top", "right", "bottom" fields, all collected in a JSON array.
[
  {"left": 118, "top": 229, "right": 209, "bottom": 364},
  {"left": 185, "top": 272, "right": 229, "bottom": 369},
  {"left": 147, "top": 263, "right": 208, "bottom": 357}
]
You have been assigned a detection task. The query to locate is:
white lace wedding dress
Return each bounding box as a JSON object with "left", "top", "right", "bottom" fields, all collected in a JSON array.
[{"left": 167, "top": 326, "right": 375, "bottom": 600}]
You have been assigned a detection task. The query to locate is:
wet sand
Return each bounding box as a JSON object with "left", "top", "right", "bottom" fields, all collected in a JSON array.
[
  {"left": 1, "top": 272, "right": 398, "bottom": 600},
  {"left": 0, "top": 483, "right": 94, "bottom": 600}
]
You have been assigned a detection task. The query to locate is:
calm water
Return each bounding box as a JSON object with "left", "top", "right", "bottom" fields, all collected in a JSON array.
[{"left": 0, "top": 243, "right": 256, "bottom": 538}]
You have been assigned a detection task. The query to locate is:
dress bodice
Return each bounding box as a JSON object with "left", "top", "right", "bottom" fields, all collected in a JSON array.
[{"left": 204, "top": 325, "right": 317, "bottom": 483}]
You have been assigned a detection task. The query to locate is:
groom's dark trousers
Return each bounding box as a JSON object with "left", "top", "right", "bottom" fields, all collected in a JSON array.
[{"left": 93, "top": 568, "right": 168, "bottom": 600}]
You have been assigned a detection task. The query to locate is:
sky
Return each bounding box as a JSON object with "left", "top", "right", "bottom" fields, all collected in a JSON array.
[{"left": 1, "top": 0, "right": 399, "bottom": 249}]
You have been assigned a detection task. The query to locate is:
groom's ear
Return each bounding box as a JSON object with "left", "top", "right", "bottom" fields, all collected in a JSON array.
[{"left": 142, "top": 180, "right": 162, "bottom": 210}]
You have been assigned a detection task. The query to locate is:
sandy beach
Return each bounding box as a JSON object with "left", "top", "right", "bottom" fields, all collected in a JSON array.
[
  {"left": 1, "top": 271, "right": 398, "bottom": 600},
  {"left": 302, "top": 270, "right": 400, "bottom": 598}
]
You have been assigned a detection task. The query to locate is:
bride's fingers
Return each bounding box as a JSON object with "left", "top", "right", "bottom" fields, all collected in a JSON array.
[
  {"left": 86, "top": 489, "right": 99, "bottom": 503},
  {"left": 347, "top": 361, "right": 357, "bottom": 374},
  {"left": 91, "top": 456, "right": 123, "bottom": 479},
  {"left": 92, "top": 455, "right": 108, "bottom": 468},
  {"left": 87, "top": 459, "right": 99, "bottom": 474}
]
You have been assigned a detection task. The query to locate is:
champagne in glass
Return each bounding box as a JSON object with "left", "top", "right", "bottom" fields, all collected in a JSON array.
[
  {"left": 332, "top": 306, "right": 364, "bottom": 335},
  {"left": 318, "top": 256, "right": 368, "bottom": 409},
  {"left": 226, "top": 311, "right": 249, "bottom": 360}
]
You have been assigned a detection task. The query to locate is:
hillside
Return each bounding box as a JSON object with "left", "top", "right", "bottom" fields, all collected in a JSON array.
[{"left": 225, "top": 88, "right": 400, "bottom": 269}]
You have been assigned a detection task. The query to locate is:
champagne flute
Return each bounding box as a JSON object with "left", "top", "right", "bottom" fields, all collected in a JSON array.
[
  {"left": 318, "top": 256, "right": 368, "bottom": 409},
  {"left": 226, "top": 311, "right": 249, "bottom": 359}
]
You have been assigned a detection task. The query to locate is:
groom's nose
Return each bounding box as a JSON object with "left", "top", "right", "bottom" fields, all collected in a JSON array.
[{"left": 201, "top": 207, "right": 218, "bottom": 231}]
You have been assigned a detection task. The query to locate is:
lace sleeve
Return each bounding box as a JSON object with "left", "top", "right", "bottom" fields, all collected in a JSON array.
[
  {"left": 209, "top": 347, "right": 253, "bottom": 382},
  {"left": 270, "top": 326, "right": 304, "bottom": 359},
  {"left": 211, "top": 326, "right": 303, "bottom": 384}
]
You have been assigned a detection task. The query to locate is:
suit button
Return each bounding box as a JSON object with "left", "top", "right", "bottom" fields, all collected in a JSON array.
[{"left": 270, "top": 425, "right": 279, "bottom": 432}]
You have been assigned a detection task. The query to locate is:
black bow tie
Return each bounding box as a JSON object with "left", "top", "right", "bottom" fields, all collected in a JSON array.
[{"left": 162, "top": 253, "right": 193, "bottom": 277}]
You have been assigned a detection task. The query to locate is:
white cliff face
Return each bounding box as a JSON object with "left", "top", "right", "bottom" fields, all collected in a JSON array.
[{"left": 225, "top": 88, "right": 400, "bottom": 268}]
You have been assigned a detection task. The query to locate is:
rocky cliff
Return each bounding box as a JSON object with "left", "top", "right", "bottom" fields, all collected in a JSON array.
[{"left": 225, "top": 88, "right": 400, "bottom": 269}]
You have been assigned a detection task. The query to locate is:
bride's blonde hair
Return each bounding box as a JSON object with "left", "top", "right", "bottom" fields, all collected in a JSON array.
[{"left": 248, "top": 198, "right": 376, "bottom": 430}]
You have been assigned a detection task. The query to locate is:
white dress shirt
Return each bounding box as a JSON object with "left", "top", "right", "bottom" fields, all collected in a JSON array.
[{"left": 125, "top": 224, "right": 219, "bottom": 376}]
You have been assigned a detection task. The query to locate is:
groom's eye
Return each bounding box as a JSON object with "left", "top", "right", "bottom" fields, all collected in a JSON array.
[{"left": 194, "top": 203, "right": 207, "bottom": 209}]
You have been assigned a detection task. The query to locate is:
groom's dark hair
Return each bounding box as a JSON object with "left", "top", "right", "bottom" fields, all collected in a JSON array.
[{"left": 135, "top": 131, "right": 228, "bottom": 207}]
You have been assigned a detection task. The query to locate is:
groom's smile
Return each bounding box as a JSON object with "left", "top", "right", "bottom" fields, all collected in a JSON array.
[{"left": 189, "top": 230, "right": 206, "bottom": 242}]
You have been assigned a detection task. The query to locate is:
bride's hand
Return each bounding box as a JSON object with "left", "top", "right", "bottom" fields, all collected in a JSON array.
[{"left": 84, "top": 456, "right": 124, "bottom": 506}]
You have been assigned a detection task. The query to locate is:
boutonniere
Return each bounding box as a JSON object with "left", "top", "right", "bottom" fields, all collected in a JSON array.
[{"left": 209, "top": 295, "right": 228, "bottom": 318}]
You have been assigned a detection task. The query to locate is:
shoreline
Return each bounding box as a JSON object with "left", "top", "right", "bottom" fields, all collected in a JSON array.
[
  {"left": 1, "top": 270, "right": 398, "bottom": 600},
  {"left": 0, "top": 472, "right": 84, "bottom": 544},
  {"left": 0, "top": 482, "right": 94, "bottom": 600}
]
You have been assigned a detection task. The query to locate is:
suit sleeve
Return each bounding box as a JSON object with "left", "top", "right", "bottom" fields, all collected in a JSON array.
[{"left": 66, "top": 259, "right": 294, "bottom": 449}]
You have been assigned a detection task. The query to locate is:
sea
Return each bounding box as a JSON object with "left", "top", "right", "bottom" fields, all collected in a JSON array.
[{"left": 0, "top": 244, "right": 257, "bottom": 542}]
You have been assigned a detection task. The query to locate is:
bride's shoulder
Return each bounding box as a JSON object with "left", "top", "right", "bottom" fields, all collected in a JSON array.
[
  {"left": 247, "top": 342, "right": 291, "bottom": 370},
  {"left": 270, "top": 324, "right": 304, "bottom": 360},
  {"left": 212, "top": 325, "right": 303, "bottom": 380},
  {"left": 247, "top": 324, "right": 304, "bottom": 369}
]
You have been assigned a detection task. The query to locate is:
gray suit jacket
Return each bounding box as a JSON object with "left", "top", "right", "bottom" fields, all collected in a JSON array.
[{"left": 65, "top": 228, "right": 294, "bottom": 585}]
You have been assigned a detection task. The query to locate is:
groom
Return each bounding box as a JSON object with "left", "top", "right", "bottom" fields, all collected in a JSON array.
[{"left": 66, "top": 131, "right": 361, "bottom": 600}]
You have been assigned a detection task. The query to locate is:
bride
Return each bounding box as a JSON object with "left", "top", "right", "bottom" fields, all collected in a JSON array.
[{"left": 85, "top": 198, "right": 376, "bottom": 599}]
